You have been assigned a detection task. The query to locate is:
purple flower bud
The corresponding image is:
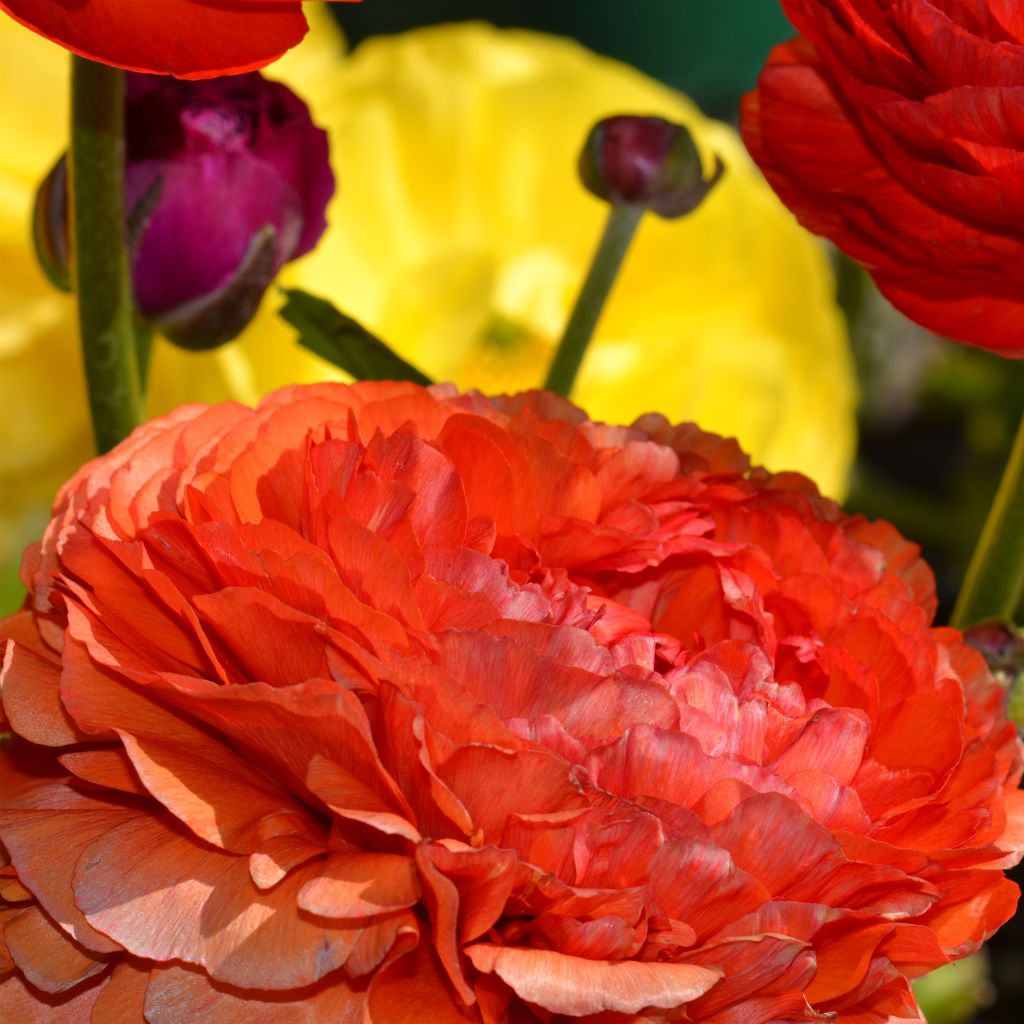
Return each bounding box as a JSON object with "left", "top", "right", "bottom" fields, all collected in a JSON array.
[
  {"left": 32, "top": 155, "right": 71, "bottom": 293},
  {"left": 965, "top": 622, "right": 1024, "bottom": 729},
  {"left": 34, "top": 71, "right": 333, "bottom": 350},
  {"left": 578, "top": 115, "right": 724, "bottom": 219}
]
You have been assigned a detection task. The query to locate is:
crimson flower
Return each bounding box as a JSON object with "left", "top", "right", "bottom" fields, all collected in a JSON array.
[
  {"left": 0, "top": 0, "right": 359, "bottom": 79},
  {"left": 1, "top": 382, "right": 1021, "bottom": 1021},
  {"left": 740, "top": 0, "right": 1024, "bottom": 355}
]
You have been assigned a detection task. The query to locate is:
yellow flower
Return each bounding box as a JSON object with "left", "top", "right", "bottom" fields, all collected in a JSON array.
[
  {"left": 291, "top": 23, "right": 856, "bottom": 501},
  {"left": 0, "top": 11, "right": 855, "bottom": 576}
]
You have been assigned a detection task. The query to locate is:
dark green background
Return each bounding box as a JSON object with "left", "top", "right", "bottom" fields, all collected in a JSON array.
[{"left": 336, "top": 0, "right": 793, "bottom": 120}]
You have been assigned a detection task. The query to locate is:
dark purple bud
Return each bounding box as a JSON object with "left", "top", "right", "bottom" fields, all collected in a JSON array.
[
  {"left": 965, "top": 621, "right": 1024, "bottom": 675},
  {"left": 965, "top": 622, "right": 1024, "bottom": 728},
  {"left": 578, "top": 115, "right": 724, "bottom": 219},
  {"left": 31, "top": 70, "right": 333, "bottom": 350},
  {"left": 32, "top": 157, "right": 71, "bottom": 292}
]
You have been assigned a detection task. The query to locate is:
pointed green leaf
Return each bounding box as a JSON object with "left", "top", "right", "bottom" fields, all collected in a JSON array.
[{"left": 280, "top": 288, "right": 433, "bottom": 387}]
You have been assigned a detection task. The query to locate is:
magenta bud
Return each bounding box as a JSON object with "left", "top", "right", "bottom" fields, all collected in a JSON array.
[
  {"left": 30, "top": 70, "right": 334, "bottom": 351},
  {"left": 578, "top": 114, "right": 724, "bottom": 219}
]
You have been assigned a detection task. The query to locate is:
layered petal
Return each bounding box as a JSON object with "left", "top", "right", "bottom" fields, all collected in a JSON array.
[
  {"left": 0, "top": 381, "right": 1019, "bottom": 1021},
  {"left": 741, "top": 0, "right": 1024, "bottom": 354}
]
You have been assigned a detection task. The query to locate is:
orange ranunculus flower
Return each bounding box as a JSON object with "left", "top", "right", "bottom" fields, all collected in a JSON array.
[
  {"left": 0, "top": 0, "right": 359, "bottom": 79},
  {"left": 1, "top": 383, "right": 1021, "bottom": 1021}
]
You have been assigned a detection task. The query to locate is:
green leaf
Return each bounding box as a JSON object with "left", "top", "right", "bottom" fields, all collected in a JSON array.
[{"left": 280, "top": 288, "right": 433, "bottom": 387}]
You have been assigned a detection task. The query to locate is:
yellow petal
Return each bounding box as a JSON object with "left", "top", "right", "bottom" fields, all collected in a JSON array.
[{"left": 270, "top": 24, "right": 856, "bottom": 497}]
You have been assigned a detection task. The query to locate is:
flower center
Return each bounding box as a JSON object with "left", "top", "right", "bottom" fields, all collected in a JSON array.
[{"left": 461, "top": 247, "right": 578, "bottom": 391}]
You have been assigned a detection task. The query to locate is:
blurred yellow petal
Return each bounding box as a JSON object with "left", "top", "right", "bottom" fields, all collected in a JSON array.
[
  {"left": 0, "top": 13, "right": 855, "bottom": 576},
  {"left": 275, "top": 23, "right": 856, "bottom": 497}
]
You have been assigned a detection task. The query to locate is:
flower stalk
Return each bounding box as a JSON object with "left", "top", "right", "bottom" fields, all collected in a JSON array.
[
  {"left": 69, "top": 55, "right": 140, "bottom": 453},
  {"left": 952, "top": 409, "right": 1024, "bottom": 628},
  {"left": 545, "top": 114, "right": 723, "bottom": 399},
  {"left": 543, "top": 204, "right": 643, "bottom": 397}
]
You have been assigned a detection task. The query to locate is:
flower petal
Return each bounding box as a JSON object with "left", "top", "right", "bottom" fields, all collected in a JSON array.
[
  {"left": 0, "top": 0, "right": 309, "bottom": 79},
  {"left": 466, "top": 943, "right": 722, "bottom": 1015}
]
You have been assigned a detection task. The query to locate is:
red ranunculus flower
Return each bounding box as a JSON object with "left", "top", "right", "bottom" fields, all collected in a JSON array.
[
  {"left": 1, "top": 382, "right": 1021, "bottom": 1021},
  {"left": 0, "top": 0, "right": 358, "bottom": 79},
  {"left": 740, "top": 0, "right": 1024, "bottom": 356}
]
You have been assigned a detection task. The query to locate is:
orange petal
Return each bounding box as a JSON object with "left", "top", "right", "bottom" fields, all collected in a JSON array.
[
  {"left": 367, "top": 941, "right": 470, "bottom": 1024},
  {"left": 60, "top": 662, "right": 322, "bottom": 853},
  {"left": 422, "top": 842, "right": 518, "bottom": 944},
  {"left": 297, "top": 853, "right": 420, "bottom": 918},
  {"left": 306, "top": 754, "right": 421, "bottom": 844},
  {"left": 682, "top": 933, "right": 816, "bottom": 1021},
  {"left": 0, "top": 781, "right": 133, "bottom": 954},
  {"left": 249, "top": 834, "right": 326, "bottom": 890},
  {"left": 89, "top": 960, "right": 150, "bottom": 1022},
  {"left": 58, "top": 749, "right": 148, "bottom": 797},
  {"left": 0, "top": 968, "right": 107, "bottom": 1023},
  {"left": 466, "top": 944, "right": 722, "bottom": 1015},
  {"left": 1, "top": 637, "right": 84, "bottom": 747},
  {"left": 144, "top": 963, "right": 367, "bottom": 1024},
  {"left": 871, "top": 693, "right": 963, "bottom": 775},
  {"left": 3, "top": 905, "right": 111, "bottom": 994},
  {"left": 438, "top": 745, "right": 584, "bottom": 843},
  {"left": 73, "top": 813, "right": 361, "bottom": 989},
  {"left": 414, "top": 846, "right": 475, "bottom": 1005}
]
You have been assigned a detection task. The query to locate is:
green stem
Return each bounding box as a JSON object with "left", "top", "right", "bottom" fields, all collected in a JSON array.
[
  {"left": 135, "top": 319, "right": 154, "bottom": 397},
  {"left": 543, "top": 204, "right": 643, "bottom": 397},
  {"left": 69, "top": 56, "right": 140, "bottom": 453},
  {"left": 951, "top": 409, "right": 1024, "bottom": 628}
]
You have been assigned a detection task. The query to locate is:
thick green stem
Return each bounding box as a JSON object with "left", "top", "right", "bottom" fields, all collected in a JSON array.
[
  {"left": 69, "top": 56, "right": 140, "bottom": 453},
  {"left": 543, "top": 204, "right": 643, "bottom": 398},
  {"left": 951, "top": 409, "right": 1024, "bottom": 628}
]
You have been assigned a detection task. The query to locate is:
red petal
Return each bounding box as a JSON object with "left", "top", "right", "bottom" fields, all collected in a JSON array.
[
  {"left": 740, "top": 40, "right": 1024, "bottom": 356},
  {"left": 0, "top": 0, "right": 310, "bottom": 79}
]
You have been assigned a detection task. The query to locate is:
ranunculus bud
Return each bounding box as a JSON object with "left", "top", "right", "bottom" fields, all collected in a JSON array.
[
  {"left": 578, "top": 114, "right": 723, "bottom": 218},
  {"left": 966, "top": 622, "right": 1024, "bottom": 728},
  {"left": 31, "top": 156, "right": 71, "bottom": 293},
  {"left": 33, "top": 70, "right": 333, "bottom": 350}
]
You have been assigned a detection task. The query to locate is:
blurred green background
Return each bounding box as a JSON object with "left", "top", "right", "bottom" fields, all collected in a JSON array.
[{"left": 339, "top": 0, "right": 794, "bottom": 119}]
